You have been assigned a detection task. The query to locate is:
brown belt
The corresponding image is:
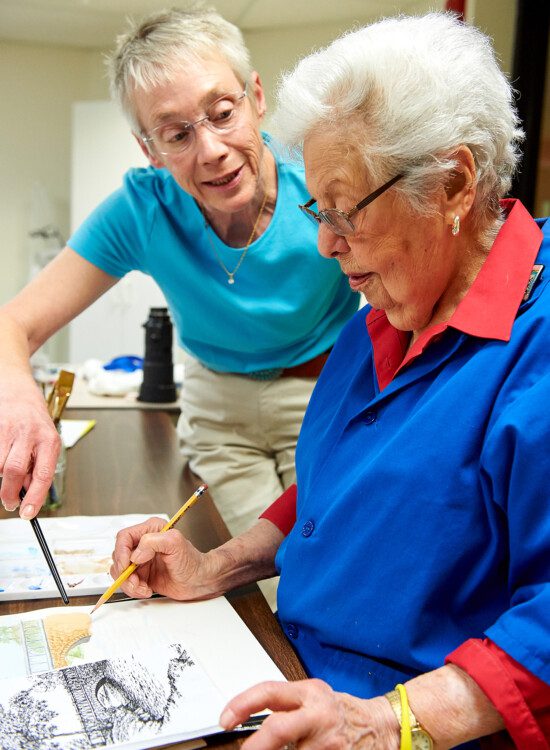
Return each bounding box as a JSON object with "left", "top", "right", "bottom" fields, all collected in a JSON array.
[
  {"left": 279, "top": 350, "right": 331, "bottom": 378},
  {"left": 241, "top": 350, "right": 331, "bottom": 381}
]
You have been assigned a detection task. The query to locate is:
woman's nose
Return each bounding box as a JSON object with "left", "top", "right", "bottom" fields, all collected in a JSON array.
[
  {"left": 194, "top": 124, "right": 229, "bottom": 163},
  {"left": 317, "top": 223, "right": 351, "bottom": 259}
]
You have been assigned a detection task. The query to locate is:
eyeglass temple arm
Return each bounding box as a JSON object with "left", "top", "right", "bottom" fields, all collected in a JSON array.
[
  {"left": 300, "top": 198, "right": 318, "bottom": 216},
  {"left": 348, "top": 173, "right": 404, "bottom": 218}
]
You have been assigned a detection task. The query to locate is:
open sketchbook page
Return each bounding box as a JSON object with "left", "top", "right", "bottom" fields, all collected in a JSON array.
[
  {"left": 0, "top": 514, "right": 169, "bottom": 601},
  {"left": 0, "top": 597, "right": 285, "bottom": 749}
]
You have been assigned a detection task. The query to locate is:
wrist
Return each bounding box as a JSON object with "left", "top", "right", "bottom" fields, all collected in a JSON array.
[
  {"left": 369, "top": 695, "right": 401, "bottom": 748},
  {"left": 385, "top": 684, "right": 434, "bottom": 750},
  {"left": 200, "top": 547, "right": 239, "bottom": 597},
  {"left": 404, "top": 665, "right": 504, "bottom": 749}
]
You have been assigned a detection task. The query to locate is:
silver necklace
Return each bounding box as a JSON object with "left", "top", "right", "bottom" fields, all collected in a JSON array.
[{"left": 202, "top": 192, "right": 268, "bottom": 285}]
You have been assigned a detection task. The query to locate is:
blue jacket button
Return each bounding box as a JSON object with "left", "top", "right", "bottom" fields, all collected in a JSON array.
[
  {"left": 301, "top": 519, "right": 315, "bottom": 537},
  {"left": 363, "top": 411, "right": 377, "bottom": 425},
  {"left": 286, "top": 623, "right": 299, "bottom": 639}
]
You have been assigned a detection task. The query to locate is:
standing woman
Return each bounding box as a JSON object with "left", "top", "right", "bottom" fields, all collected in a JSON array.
[{"left": 0, "top": 6, "right": 358, "bottom": 603}]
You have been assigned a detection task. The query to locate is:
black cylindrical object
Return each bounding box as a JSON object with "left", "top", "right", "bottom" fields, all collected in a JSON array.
[{"left": 137, "top": 307, "right": 177, "bottom": 403}]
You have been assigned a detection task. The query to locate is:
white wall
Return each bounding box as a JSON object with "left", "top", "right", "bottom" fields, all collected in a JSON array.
[
  {"left": 0, "top": 41, "right": 108, "bottom": 299},
  {"left": 69, "top": 100, "right": 167, "bottom": 363},
  {"left": 467, "top": 0, "right": 517, "bottom": 74},
  {"left": 0, "top": 40, "right": 109, "bottom": 359}
]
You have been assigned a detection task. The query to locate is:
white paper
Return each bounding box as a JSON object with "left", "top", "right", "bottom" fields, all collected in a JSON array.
[
  {"left": 0, "top": 514, "right": 169, "bottom": 601},
  {"left": 60, "top": 418, "right": 96, "bottom": 448}
]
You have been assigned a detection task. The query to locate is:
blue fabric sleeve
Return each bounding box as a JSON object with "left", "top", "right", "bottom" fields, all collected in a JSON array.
[{"left": 482, "top": 367, "right": 550, "bottom": 684}]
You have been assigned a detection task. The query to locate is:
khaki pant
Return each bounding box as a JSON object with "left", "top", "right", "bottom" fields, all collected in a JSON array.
[{"left": 177, "top": 354, "right": 316, "bottom": 609}]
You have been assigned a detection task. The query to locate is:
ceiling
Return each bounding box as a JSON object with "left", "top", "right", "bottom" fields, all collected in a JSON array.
[{"left": 0, "top": 0, "right": 437, "bottom": 49}]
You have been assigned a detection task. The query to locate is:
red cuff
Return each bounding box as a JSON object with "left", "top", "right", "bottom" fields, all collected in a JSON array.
[
  {"left": 259, "top": 484, "right": 297, "bottom": 536},
  {"left": 446, "top": 638, "right": 550, "bottom": 750}
]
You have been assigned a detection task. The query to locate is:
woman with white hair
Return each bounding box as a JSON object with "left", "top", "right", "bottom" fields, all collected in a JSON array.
[
  {"left": 111, "top": 13, "right": 550, "bottom": 748},
  {"left": 0, "top": 7, "right": 358, "bottom": 584}
]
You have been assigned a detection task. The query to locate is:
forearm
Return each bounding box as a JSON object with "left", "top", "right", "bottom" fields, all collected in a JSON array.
[
  {"left": 405, "top": 664, "right": 504, "bottom": 749},
  {"left": 0, "top": 309, "right": 39, "bottom": 375},
  {"left": 201, "top": 519, "right": 284, "bottom": 598},
  {"left": 1, "top": 247, "right": 118, "bottom": 368}
]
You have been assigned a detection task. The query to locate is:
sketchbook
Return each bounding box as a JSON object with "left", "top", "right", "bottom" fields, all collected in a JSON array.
[
  {"left": 0, "top": 514, "right": 169, "bottom": 601},
  {"left": 0, "top": 596, "right": 286, "bottom": 749}
]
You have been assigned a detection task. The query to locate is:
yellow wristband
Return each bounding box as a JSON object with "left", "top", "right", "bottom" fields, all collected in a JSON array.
[{"left": 396, "top": 683, "right": 412, "bottom": 750}]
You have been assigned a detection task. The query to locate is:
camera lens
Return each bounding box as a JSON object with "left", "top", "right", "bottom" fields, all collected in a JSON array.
[{"left": 137, "top": 307, "right": 177, "bottom": 403}]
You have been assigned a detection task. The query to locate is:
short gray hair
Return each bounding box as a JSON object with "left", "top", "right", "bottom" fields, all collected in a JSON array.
[
  {"left": 106, "top": 4, "right": 252, "bottom": 129},
  {"left": 272, "top": 13, "right": 523, "bottom": 231}
]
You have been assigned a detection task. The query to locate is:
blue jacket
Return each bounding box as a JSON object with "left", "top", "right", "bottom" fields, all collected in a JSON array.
[{"left": 276, "top": 203, "right": 550, "bottom": 748}]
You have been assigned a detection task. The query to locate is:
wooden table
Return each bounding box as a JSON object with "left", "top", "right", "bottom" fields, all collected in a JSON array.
[{"left": 0, "top": 408, "right": 306, "bottom": 749}]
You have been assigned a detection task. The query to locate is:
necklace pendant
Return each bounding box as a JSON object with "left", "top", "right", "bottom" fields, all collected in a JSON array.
[{"left": 228, "top": 277, "right": 235, "bottom": 285}]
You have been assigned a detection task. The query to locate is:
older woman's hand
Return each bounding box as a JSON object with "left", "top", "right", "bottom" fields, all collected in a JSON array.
[
  {"left": 220, "top": 679, "right": 400, "bottom": 749},
  {"left": 111, "top": 517, "right": 285, "bottom": 602},
  {"left": 110, "top": 517, "right": 218, "bottom": 601}
]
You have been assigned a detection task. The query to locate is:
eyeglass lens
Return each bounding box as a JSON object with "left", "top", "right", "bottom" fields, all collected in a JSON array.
[
  {"left": 148, "top": 90, "right": 246, "bottom": 155},
  {"left": 299, "top": 205, "right": 355, "bottom": 236},
  {"left": 319, "top": 210, "right": 355, "bottom": 235}
]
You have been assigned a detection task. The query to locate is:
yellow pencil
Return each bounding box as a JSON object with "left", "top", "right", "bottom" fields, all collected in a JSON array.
[{"left": 91, "top": 484, "right": 208, "bottom": 614}]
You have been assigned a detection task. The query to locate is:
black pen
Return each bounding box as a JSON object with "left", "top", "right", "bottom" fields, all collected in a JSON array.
[
  {"left": 19, "top": 489, "right": 69, "bottom": 605},
  {"left": 231, "top": 715, "right": 268, "bottom": 733}
]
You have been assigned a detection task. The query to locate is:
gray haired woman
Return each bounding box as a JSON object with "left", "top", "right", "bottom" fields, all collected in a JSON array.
[{"left": 111, "top": 13, "right": 550, "bottom": 749}]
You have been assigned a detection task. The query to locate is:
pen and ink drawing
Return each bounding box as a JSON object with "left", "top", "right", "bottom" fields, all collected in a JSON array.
[{"left": 0, "top": 643, "right": 222, "bottom": 749}]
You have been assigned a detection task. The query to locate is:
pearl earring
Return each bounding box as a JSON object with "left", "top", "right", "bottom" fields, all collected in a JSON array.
[{"left": 451, "top": 215, "right": 460, "bottom": 236}]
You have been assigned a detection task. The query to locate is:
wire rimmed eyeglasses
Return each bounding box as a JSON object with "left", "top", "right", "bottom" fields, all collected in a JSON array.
[
  {"left": 299, "top": 173, "right": 404, "bottom": 236},
  {"left": 142, "top": 86, "right": 248, "bottom": 157}
]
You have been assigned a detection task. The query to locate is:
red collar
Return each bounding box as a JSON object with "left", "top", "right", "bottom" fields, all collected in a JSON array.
[{"left": 367, "top": 199, "right": 543, "bottom": 390}]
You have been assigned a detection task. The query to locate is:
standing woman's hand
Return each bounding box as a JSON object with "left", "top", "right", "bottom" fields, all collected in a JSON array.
[
  {"left": 0, "top": 373, "right": 60, "bottom": 519},
  {"left": 0, "top": 247, "right": 120, "bottom": 520}
]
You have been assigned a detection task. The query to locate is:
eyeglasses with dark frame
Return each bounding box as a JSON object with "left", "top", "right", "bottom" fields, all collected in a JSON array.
[
  {"left": 299, "top": 173, "right": 404, "bottom": 236},
  {"left": 142, "top": 85, "right": 248, "bottom": 157}
]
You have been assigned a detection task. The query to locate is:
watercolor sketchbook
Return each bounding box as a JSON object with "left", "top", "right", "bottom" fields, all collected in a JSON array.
[
  {"left": 0, "top": 596, "right": 285, "bottom": 749},
  {"left": 0, "top": 514, "right": 169, "bottom": 601}
]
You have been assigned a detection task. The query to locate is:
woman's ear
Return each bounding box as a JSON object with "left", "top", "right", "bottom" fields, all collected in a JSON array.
[
  {"left": 443, "top": 145, "right": 477, "bottom": 227},
  {"left": 133, "top": 132, "right": 165, "bottom": 169},
  {"left": 249, "top": 70, "right": 267, "bottom": 121}
]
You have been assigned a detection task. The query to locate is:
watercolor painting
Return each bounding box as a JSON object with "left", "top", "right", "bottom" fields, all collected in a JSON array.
[
  {"left": 0, "top": 612, "right": 92, "bottom": 678},
  {"left": 0, "top": 643, "right": 223, "bottom": 750},
  {"left": 0, "top": 515, "right": 168, "bottom": 601}
]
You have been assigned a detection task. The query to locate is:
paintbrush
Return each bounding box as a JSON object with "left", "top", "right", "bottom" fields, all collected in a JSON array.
[
  {"left": 48, "top": 370, "right": 75, "bottom": 424},
  {"left": 19, "top": 489, "right": 69, "bottom": 604}
]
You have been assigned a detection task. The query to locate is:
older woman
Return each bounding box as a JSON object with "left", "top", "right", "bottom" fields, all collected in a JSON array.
[
  {"left": 0, "top": 6, "right": 357, "bottom": 586},
  {"left": 111, "top": 13, "right": 550, "bottom": 749}
]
